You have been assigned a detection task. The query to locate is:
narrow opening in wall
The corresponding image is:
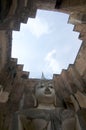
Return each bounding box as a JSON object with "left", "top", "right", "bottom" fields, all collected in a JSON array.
[{"left": 11, "top": 9, "right": 82, "bottom": 79}]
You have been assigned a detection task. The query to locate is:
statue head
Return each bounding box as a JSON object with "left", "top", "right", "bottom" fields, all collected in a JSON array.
[{"left": 33, "top": 74, "right": 56, "bottom": 108}]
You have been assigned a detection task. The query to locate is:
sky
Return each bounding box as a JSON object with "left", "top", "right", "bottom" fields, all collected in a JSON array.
[{"left": 12, "top": 9, "right": 82, "bottom": 79}]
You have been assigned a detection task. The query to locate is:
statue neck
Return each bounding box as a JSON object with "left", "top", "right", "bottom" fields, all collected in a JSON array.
[{"left": 37, "top": 103, "right": 55, "bottom": 110}]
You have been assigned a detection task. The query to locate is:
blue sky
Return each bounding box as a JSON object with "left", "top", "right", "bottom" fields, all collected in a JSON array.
[{"left": 12, "top": 9, "right": 82, "bottom": 79}]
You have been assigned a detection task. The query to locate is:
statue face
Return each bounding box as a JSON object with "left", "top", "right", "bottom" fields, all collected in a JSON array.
[{"left": 35, "top": 80, "right": 55, "bottom": 104}]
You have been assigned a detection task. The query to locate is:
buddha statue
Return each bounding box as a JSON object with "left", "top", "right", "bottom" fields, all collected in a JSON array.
[{"left": 11, "top": 74, "right": 75, "bottom": 130}]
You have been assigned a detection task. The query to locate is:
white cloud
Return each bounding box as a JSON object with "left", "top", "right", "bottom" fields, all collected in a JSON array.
[
  {"left": 44, "top": 50, "right": 61, "bottom": 74},
  {"left": 27, "top": 18, "right": 50, "bottom": 38}
]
